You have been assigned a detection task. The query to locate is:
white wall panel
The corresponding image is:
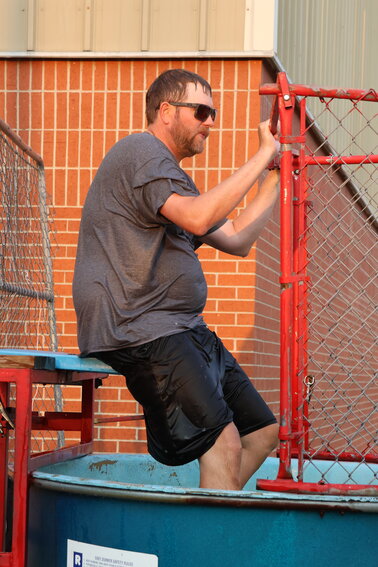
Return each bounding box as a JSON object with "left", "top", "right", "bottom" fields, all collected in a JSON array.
[
  {"left": 34, "top": 0, "right": 87, "bottom": 52},
  {"left": 92, "top": 0, "right": 142, "bottom": 52},
  {"left": 0, "top": 0, "right": 28, "bottom": 51},
  {"left": 206, "top": 0, "right": 245, "bottom": 51},
  {"left": 0, "top": 0, "right": 277, "bottom": 56},
  {"left": 148, "top": 0, "right": 201, "bottom": 51}
]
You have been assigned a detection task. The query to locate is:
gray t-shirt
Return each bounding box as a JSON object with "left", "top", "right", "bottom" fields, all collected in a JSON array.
[{"left": 73, "top": 132, "right": 220, "bottom": 355}]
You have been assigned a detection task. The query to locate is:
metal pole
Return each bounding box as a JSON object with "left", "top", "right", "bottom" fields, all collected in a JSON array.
[
  {"left": 277, "top": 74, "right": 296, "bottom": 480},
  {"left": 37, "top": 167, "right": 65, "bottom": 448}
]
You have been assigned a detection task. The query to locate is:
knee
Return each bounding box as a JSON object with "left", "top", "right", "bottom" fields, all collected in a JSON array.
[
  {"left": 219, "top": 429, "right": 243, "bottom": 489},
  {"left": 263, "top": 423, "right": 279, "bottom": 454},
  {"left": 199, "top": 423, "right": 243, "bottom": 490},
  {"left": 219, "top": 423, "right": 243, "bottom": 460},
  {"left": 226, "top": 434, "right": 243, "bottom": 463}
]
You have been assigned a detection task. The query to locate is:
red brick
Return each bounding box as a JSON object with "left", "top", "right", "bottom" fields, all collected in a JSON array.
[
  {"left": 68, "top": 92, "right": 80, "bottom": 129},
  {"left": 216, "top": 325, "right": 254, "bottom": 339},
  {"left": 131, "top": 92, "right": 145, "bottom": 130},
  {"left": 205, "top": 312, "right": 235, "bottom": 326},
  {"left": 236, "top": 61, "right": 249, "bottom": 91},
  {"left": 18, "top": 92, "right": 30, "bottom": 130},
  {"left": 94, "top": 387, "right": 119, "bottom": 401},
  {"left": 0, "top": 92, "right": 5, "bottom": 117},
  {"left": 93, "top": 92, "right": 105, "bottom": 129},
  {"left": 197, "top": 246, "right": 217, "bottom": 260},
  {"left": 56, "top": 61, "right": 68, "bottom": 91},
  {"left": 106, "top": 61, "right": 119, "bottom": 91},
  {"left": 119, "top": 61, "right": 132, "bottom": 91},
  {"left": 6, "top": 62, "right": 18, "bottom": 90},
  {"left": 59, "top": 335, "right": 79, "bottom": 349},
  {"left": 80, "top": 61, "right": 93, "bottom": 91},
  {"left": 203, "top": 299, "right": 217, "bottom": 312},
  {"left": 31, "top": 60, "right": 43, "bottom": 90},
  {"left": 236, "top": 313, "right": 255, "bottom": 326},
  {"left": 98, "top": 426, "right": 137, "bottom": 441},
  {"left": 118, "top": 440, "right": 147, "bottom": 454},
  {"left": 67, "top": 219, "right": 81, "bottom": 232},
  {"left": 119, "top": 389, "right": 139, "bottom": 402},
  {"left": 99, "top": 400, "right": 138, "bottom": 414},
  {"left": 137, "top": 427, "right": 147, "bottom": 441},
  {"left": 94, "top": 61, "right": 106, "bottom": 91},
  {"left": 218, "top": 273, "right": 256, "bottom": 287},
  {"left": 220, "top": 131, "right": 234, "bottom": 168},
  {"left": 54, "top": 282, "right": 73, "bottom": 296},
  {"left": 132, "top": 60, "right": 145, "bottom": 91},
  {"left": 69, "top": 61, "right": 81, "bottom": 90},
  {"left": 54, "top": 206, "right": 83, "bottom": 220},
  {"left": 223, "top": 60, "right": 237, "bottom": 90},
  {"left": 248, "top": 60, "right": 263, "bottom": 90},
  {"left": 106, "top": 92, "right": 118, "bottom": 130},
  {"left": 207, "top": 286, "right": 237, "bottom": 299},
  {"left": 209, "top": 60, "right": 222, "bottom": 91},
  {"left": 201, "top": 260, "right": 237, "bottom": 273},
  {"left": 93, "top": 440, "right": 118, "bottom": 452},
  {"left": 92, "top": 130, "right": 104, "bottom": 165},
  {"left": 43, "top": 61, "right": 56, "bottom": 90},
  {"left": 80, "top": 93, "right": 93, "bottom": 129},
  {"left": 54, "top": 169, "right": 67, "bottom": 205},
  {"left": 61, "top": 322, "right": 77, "bottom": 335},
  {"left": 104, "top": 131, "right": 117, "bottom": 154},
  {"left": 104, "top": 375, "right": 126, "bottom": 388},
  {"left": 249, "top": 95, "right": 262, "bottom": 130},
  {"left": 31, "top": 92, "right": 42, "bottom": 129},
  {"left": 30, "top": 130, "right": 42, "bottom": 155}
]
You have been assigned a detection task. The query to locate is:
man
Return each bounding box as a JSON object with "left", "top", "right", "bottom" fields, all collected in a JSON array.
[{"left": 73, "top": 69, "right": 280, "bottom": 490}]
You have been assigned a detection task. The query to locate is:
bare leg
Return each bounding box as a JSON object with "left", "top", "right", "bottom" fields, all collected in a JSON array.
[
  {"left": 198, "top": 422, "right": 243, "bottom": 490},
  {"left": 198, "top": 422, "right": 278, "bottom": 490},
  {"left": 239, "top": 423, "right": 279, "bottom": 488}
]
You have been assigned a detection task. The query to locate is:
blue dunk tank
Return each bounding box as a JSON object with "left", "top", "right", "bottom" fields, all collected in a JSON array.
[{"left": 1, "top": 75, "right": 378, "bottom": 567}]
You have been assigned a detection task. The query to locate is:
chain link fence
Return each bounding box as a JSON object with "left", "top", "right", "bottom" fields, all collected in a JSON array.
[
  {"left": 260, "top": 75, "right": 377, "bottom": 493},
  {"left": 0, "top": 117, "right": 63, "bottom": 454},
  {"left": 302, "top": 93, "right": 377, "bottom": 484}
]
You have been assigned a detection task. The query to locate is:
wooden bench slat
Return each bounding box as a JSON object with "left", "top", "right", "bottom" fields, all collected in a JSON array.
[{"left": 0, "top": 349, "right": 118, "bottom": 374}]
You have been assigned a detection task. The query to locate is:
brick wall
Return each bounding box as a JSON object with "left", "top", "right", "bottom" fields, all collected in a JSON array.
[{"left": 0, "top": 58, "right": 280, "bottom": 454}]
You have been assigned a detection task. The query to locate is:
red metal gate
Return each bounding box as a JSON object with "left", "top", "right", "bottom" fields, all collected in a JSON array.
[{"left": 259, "top": 73, "right": 378, "bottom": 495}]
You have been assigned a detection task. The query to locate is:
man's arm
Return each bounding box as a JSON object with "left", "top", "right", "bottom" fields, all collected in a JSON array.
[
  {"left": 199, "top": 169, "right": 280, "bottom": 257},
  {"left": 159, "top": 120, "right": 279, "bottom": 236}
]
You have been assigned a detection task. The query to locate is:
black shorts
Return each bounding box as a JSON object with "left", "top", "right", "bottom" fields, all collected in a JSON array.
[{"left": 94, "top": 325, "right": 277, "bottom": 466}]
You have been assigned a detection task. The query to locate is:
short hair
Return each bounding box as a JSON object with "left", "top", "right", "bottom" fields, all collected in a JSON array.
[{"left": 145, "top": 69, "right": 212, "bottom": 125}]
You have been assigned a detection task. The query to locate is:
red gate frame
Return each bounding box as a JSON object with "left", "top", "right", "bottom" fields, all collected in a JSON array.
[{"left": 258, "top": 73, "right": 378, "bottom": 495}]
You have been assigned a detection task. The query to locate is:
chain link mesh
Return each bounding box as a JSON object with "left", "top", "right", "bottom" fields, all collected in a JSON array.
[
  {"left": 0, "top": 129, "right": 56, "bottom": 349},
  {"left": 299, "top": 96, "right": 378, "bottom": 485},
  {"left": 0, "top": 120, "right": 62, "bottom": 456}
]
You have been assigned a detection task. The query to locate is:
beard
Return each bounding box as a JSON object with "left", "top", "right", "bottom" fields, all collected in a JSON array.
[{"left": 170, "top": 113, "right": 208, "bottom": 158}]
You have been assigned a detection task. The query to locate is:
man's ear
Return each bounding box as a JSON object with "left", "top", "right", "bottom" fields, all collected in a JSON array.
[{"left": 159, "top": 101, "right": 174, "bottom": 125}]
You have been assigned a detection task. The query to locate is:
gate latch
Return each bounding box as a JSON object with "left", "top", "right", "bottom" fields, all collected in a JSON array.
[{"left": 304, "top": 375, "right": 315, "bottom": 404}]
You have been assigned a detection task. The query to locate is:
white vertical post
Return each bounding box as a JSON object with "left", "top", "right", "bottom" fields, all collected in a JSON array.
[
  {"left": 27, "top": 0, "right": 35, "bottom": 51},
  {"left": 84, "top": 0, "right": 93, "bottom": 51},
  {"left": 141, "top": 0, "right": 150, "bottom": 52}
]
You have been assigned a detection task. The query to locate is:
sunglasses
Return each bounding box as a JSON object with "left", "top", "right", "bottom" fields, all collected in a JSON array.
[{"left": 168, "top": 102, "right": 217, "bottom": 122}]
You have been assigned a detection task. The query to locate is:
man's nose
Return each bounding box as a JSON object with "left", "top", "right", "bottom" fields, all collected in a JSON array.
[{"left": 202, "top": 114, "right": 215, "bottom": 127}]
